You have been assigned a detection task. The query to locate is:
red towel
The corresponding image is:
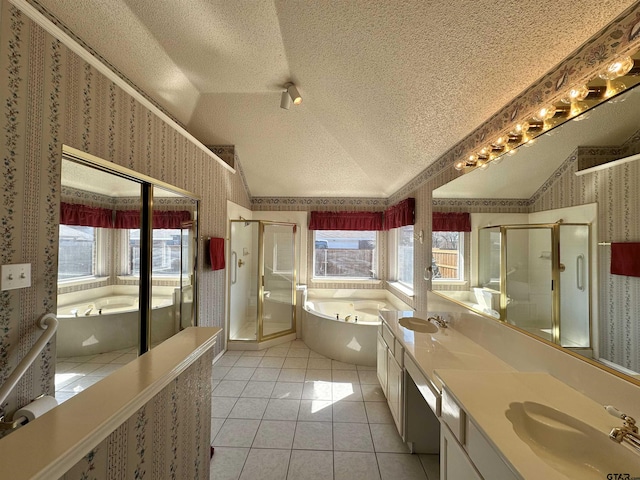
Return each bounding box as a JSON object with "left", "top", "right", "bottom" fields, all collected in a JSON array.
[
  {"left": 611, "top": 242, "right": 640, "bottom": 277},
  {"left": 209, "top": 237, "right": 225, "bottom": 271}
]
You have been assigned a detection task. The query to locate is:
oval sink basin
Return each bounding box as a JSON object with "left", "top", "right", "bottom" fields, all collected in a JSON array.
[
  {"left": 399, "top": 317, "right": 438, "bottom": 333},
  {"left": 506, "top": 401, "right": 640, "bottom": 479}
]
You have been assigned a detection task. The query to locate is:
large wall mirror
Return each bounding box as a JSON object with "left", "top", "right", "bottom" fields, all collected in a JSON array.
[
  {"left": 431, "top": 78, "right": 640, "bottom": 385},
  {"left": 56, "top": 146, "right": 199, "bottom": 403}
]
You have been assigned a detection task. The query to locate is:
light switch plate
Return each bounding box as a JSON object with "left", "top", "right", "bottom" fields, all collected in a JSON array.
[{"left": 1, "top": 263, "right": 32, "bottom": 291}]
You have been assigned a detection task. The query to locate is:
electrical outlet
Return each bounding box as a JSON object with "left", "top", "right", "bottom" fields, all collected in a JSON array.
[{"left": 1, "top": 263, "right": 32, "bottom": 291}]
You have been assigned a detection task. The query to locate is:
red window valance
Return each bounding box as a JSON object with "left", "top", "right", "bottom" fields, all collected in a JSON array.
[
  {"left": 115, "top": 210, "right": 192, "bottom": 229},
  {"left": 309, "top": 211, "right": 384, "bottom": 231},
  {"left": 60, "top": 202, "right": 113, "bottom": 228},
  {"left": 384, "top": 198, "right": 415, "bottom": 229},
  {"left": 432, "top": 212, "right": 471, "bottom": 232}
]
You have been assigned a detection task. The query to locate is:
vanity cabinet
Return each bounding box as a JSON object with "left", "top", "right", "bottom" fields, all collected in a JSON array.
[
  {"left": 440, "top": 387, "right": 518, "bottom": 480},
  {"left": 377, "top": 325, "right": 405, "bottom": 439}
]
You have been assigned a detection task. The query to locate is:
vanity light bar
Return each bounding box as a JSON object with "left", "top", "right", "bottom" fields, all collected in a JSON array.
[{"left": 455, "top": 52, "right": 640, "bottom": 173}]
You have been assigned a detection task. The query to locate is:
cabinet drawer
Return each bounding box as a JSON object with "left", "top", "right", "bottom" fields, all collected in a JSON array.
[
  {"left": 382, "top": 323, "right": 395, "bottom": 355},
  {"left": 404, "top": 354, "right": 440, "bottom": 416},
  {"left": 467, "top": 419, "right": 518, "bottom": 480},
  {"left": 441, "top": 388, "right": 465, "bottom": 444}
]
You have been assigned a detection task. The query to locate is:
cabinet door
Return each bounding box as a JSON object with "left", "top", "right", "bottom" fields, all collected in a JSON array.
[
  {"left": 441, "top": 424, "right": 482, "bottom": 480},
  {"left": 376, "top": 334, "right": 388, "bottom": 395},
  {"left": 387, "top": 349, "right": 403, "bottom": 438}
]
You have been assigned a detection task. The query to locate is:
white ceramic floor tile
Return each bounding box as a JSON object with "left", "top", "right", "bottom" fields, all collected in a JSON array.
[
  {"left": 333, "top": 423, "right": 374, "bottom": 452},
  {"left": 250, "top": 368, "right": 281, "bottom": 382},
  {"left": 357, "top": 370, "right": 379, "bottom": 384},
  {"left": 212, "top": 397, "right": 239, "bottom": 418},
  {"left": 241, "top": 350, "right": 266, "bottom": 357},
  {"left": 58, "top": 375, "right": 103, "bottom": 393},
  {"left": 332, "top": 370, "right": 359, "bottom": 383},
  {"left": 240, "top": 381, "right": 276, "bottom": 399},
  {"left": 211, "top": 417, "right": 226, "bottom": 442},
  {"left": 287, "top": 450, "right": 333, "bottom": 480},
  {"left": 263, "top": 348, "right": 289, "bottom": 358},
  {"left": 216, "top": 356, "right": 240, "bottom": 367},
  {"left": 277, "top": 369, "right": 306, "bottom": 382},
  {"left": 259, "top": 357, "right": 286, "bottom": 368},
  {"left": 361, "top": 384, "right": 385, "bottom": 402},
  {"left": 302, "top": 381, "right": 333, "bottom": 401},
  {"left": 263, "top": 399, "right": 301, "bottom": 421},
  {"left": 297, "top": 400, "right": 333, "bottom": 422},
  {"left": 213, "top": 380, "right": 249, "bottom": 397},
  {"left": 305, "top": 369, "right": 332, "bottom": 382},
  {"left": 331, "top": 360, "right": 357, "bottom": 370},
  {"left": 223, "top": 350, "right": 244, "bottom": 357},
  {"left": 376, "top": 453, "right": 428, "bottom": 480},
  {"left": 54, "top": 362, "right": 81, "bottom": 373},
  {"left": 332, "top": 382, "right": 363, "bottom": 402},
  {"left": 288, "top": 340, "right": 308, "bottom": 349},
  {"left": 252, "top": 420, "right": 296, "bottom": 449},
  {"left": 225, "top": 367, "right": 257, "bottom": 381},
  {"left": 272, "top": 382, "right": 304, "bottom": 400},
  {"left": 87, "top": 352, "right": 124, "bottom": 363},
  {"left": 239, "top": 448, "right": 290, "bottom": 480},
  {"left": 61, "top": 362, "right": 103, "bottom": 375},
  {"left": 419, "top": 454, "right": 440, "bottom": 480},
  {"left": 89, "top": 364, "right": 123, "bottom": 376},
  {"left": 210, "top": 447, "right": 249, "bottom": 480},
  {"left": 110, "top": 353, "right": 137, "bottom": 364},
  {"left": 334, "top": 451, "right": 381, "bottom": 480},
  {"left": 282, "top": 357, "right": 309, "bottom": 369},
  {"left": 369, "top": 423, "right": 409, "bottom": 453},
  {"left": 213, "top": 419, "right": 261, "bottom": 448},
  {"left": 234, "top": 356, "right": 263, "bottom": 368},
  {"left": 292, "top": 421, "right": 333, "bottom": 450},
  {"left": 307, "top": 358, "right": 332, "bottom": 370},
  {"left": 213, "top": 366, "right": 232, "bottom": 380},
  {"left": 333, "top": 401, "right": 368, "bottom": 423},
  {"left": 228, "top": 398, "right": 269, "bottom": 420},
  {"left": 364, "top": 402, "right": 394, "bottom": 424},
  {"left": 308, "top": 351, "right": 327, "bottom": 359},
  {"left": 286, "top": 349, "right": 310, "bottom": 358}
]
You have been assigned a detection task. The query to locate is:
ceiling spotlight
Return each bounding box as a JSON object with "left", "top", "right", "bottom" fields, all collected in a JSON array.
[
  {"left": 286, "top": 82, "right": 302, "bottom": 105},
  {"left": 280, "top": 90, "right": 291, "bottom": 110}
]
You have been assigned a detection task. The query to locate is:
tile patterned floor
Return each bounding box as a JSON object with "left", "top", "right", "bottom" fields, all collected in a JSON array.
[
  {"left": 55, "top": 348, "right": 138, "bottom": 403},
  {"left": 210, "top": 340, "right": 440, "bottom": 480}
]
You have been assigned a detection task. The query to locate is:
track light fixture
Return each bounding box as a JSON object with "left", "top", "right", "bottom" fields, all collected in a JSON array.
[{"left": 280, "top": 82, "right": 302, "bottom": 110}]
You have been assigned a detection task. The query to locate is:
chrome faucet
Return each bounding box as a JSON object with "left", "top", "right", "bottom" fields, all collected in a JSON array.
[
  {"left": 605, "top": 405, "right": 640, "bottom": 452},
  {"left": 428, "top": 315, "right": 448, "bottom": 328}
]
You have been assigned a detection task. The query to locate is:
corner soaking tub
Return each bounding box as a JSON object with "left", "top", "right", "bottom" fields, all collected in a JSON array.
[
  {"left": 302, "top": 299, "right": 388, "bottom": 366},
  {"left": 57, "top": 295, "right": 174, "bottom": 357}
]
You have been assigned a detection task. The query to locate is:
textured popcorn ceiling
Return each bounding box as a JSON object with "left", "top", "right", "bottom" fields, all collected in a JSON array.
[{"left": 37, "top": 0, "right": 638, "bottom": 197}]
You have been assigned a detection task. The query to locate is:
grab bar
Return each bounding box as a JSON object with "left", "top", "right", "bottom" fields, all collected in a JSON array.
[
  {"left": 0, "top": 314, "right": 58, "bottom": 409},
  {"left": 231, "top": 251, "right": 238, "bottom": 285},
  {"left": 576, "top": 254, "right": 585, "bottom": 291}
]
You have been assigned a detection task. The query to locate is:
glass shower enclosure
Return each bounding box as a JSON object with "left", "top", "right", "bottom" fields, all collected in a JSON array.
[
  {"left": 478, "top": 222, "right": 591, "bottom": 350},
  {"left": 228, "top": 221, "right": 297, "bottom": 342}
]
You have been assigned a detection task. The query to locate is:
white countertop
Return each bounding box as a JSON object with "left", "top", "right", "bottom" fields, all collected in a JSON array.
[
  {"left": 0, "top": 326, "right": 220, "bottom": 480},
  {"left": 379, "top": 310, "right": 513, "bottom": 390}
]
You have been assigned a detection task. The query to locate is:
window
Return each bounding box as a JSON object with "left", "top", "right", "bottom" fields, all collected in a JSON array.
[
  {"left": 395, "top": 225, "right": 414, "bottom": 288},
  {"left": 128, "top": 228, "right": 182, "bottom": 276},
  {"left": 58, "top": 225, "right": 96, "bottom": 280},
  {"left": 432, "top": 231, "right": 464, "bottom": 282},
  {"left": 313, "top": 230, "right": 377, "bottom": 279}
]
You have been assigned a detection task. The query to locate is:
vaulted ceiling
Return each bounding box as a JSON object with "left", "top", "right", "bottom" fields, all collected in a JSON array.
[{"left": 38, "top": 0, "right": 638, "bottom": 197}]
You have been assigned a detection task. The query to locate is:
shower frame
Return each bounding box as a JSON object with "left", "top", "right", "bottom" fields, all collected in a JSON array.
[
  {"left": 228, "top": 220, "right": 298, "bottom": 344},
  {"left": 480, "top": 222, "right": 592, "bottom": 348}
]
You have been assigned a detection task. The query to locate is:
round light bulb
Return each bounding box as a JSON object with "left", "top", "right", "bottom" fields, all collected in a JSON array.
[
  {"left": 494, "top": 136, "right": 506, "bottom": 146},
  {"left": 454, "top": 160, "right": 465, "bottom": 171},
  {"left": 598, "top": 56, "right": 634, "bottom": 80},
  {"left": 479, "top": 161, "right": 489, "bottom": 170},
  {"left": 567, "top": 85, "right": 590, "bottom": 102},
  {"left": 514, "top": 122, "right": 529, "bottom": 134},
  {"left": 468, "top": 154, "right": 477, "bottom": 163},
  {"left": 534, "top": 105, "right": 556, "bottom": 121}
]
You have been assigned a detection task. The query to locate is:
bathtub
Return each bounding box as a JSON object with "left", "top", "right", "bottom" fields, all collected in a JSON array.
[
  {"left": 302, "top": 291, "right": 411, "bottom": 366},
  {"left": 57, "top": 294, "right": 175, "bottom": 357}
]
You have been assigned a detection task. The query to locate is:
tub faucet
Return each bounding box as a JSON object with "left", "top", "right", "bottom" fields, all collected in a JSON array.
[
  {"left": 606, "top": 405, "right": 640, "bottom": 452},
  {"left": 84, "top": 304, "right": 95, "bottom": 316},
  {"left": 70, "top": 309, "right": 79, "bottom": 317},
  {"left": 428, "top": 315, "right": 448, "bottom": 328},
  {"left": 344, "top": 315, "right": 352, "bottom": 322}
]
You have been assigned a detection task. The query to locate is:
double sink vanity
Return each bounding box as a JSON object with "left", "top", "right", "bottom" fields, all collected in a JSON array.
[{"left": 376, "top": 307, "right": 640, "bottom": 479}]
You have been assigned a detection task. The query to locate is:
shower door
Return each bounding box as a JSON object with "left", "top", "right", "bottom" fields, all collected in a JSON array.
[
  {"left": 502, "top": 226, "right": 556, "bottom": 342},
  {"left": 228, "top": 221, "right": 296, "bottom": 342}
]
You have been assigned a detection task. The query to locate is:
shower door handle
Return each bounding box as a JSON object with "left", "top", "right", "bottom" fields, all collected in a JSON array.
[
  {"left": 576, "top": 254, "right": 585, "bottom": 291},
  {"left": 231, "top": 251, "right": 238, "bottom": 285}
]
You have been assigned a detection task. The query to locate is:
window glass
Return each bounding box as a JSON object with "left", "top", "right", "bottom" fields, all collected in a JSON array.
[
  {"left": 432, "top": 231, "right": 464, "bottom": 281},
  {"left": 129, "top": 228, "right": 182, "bottom": 276},
  {"left": 396, "top": 225, "right": 414, "bottom": 287},
  {"left": 313, "top": 230, "right": 377, "bottom": 279},
  {"left": 58, "top": 225, "right": 96, "bottom": 280}
]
